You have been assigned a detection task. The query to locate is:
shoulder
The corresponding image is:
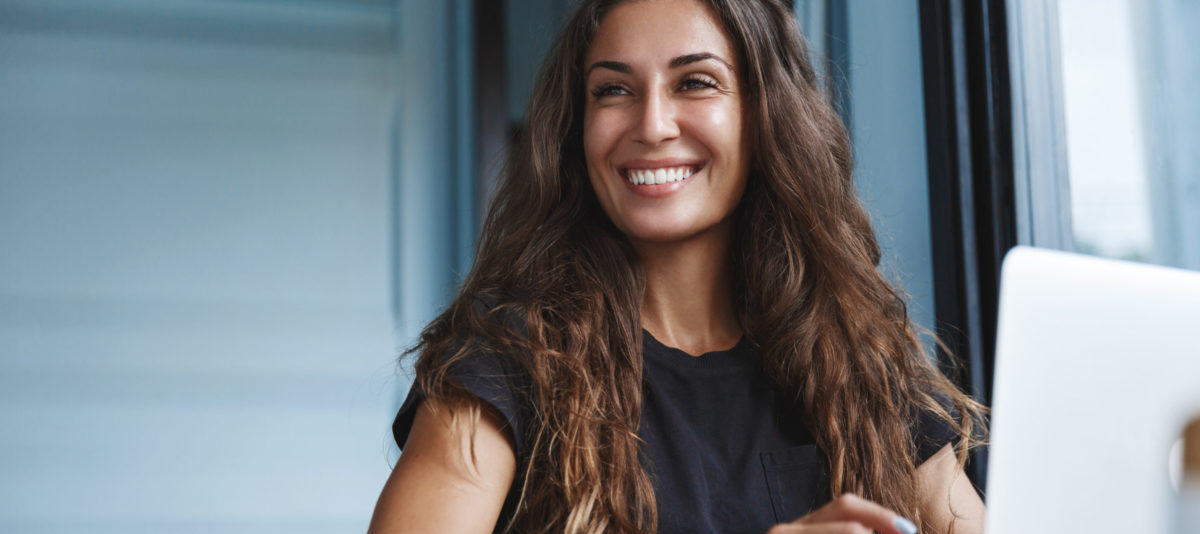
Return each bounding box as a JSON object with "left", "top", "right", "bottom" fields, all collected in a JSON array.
[
  {"left": 395, "top": 297, "right": 537, "bottom": 459},
  {"left": 370, "top": 398, "right": 516, "bottom": 533},
  {"left": 396, "top": 354, "right": 533, "bottom": 453},
  {"left": 911, "top": 391, "right": 965, "bottom": 466}
]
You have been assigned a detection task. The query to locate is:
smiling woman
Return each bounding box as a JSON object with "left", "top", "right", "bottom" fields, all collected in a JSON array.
[
  {"left": 582, "top": 0, "right": 749, "bottom": 246},
  {"left": 368, "top": 1, "right": 987, "bottom": 533}
]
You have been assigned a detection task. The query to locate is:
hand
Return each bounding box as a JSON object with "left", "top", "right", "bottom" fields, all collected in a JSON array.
[{"left": 766, "top": 493, "right": 919, "bottom": 534}]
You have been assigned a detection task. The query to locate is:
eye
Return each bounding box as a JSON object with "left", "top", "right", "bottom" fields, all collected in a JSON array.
[
  {"left": 590, "top": 84, "right": 631, "bottom": 98},
  {"left": 679, "top": 75, "right": 719, "bottom": 92}
]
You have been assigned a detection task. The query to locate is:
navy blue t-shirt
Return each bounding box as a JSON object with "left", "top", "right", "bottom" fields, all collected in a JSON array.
[{"left": 392, "top": 331, "right": 958, "bottom": 533}]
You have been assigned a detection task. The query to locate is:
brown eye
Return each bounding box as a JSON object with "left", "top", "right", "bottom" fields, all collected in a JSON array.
[
  {"left": 591, "top": 84, "right": 631, "bottom": 98},
  {"left": 679, "top": 76, "right": 718, "bottom": 91}
]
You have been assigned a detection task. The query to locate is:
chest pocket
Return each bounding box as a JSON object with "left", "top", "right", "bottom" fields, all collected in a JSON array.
[{"left": 760, "top": 444, "right": 830, "bottom": 523}]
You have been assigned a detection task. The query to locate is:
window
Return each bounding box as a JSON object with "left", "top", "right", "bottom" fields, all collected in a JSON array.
[{"left": 1012, "top": 0, "right": 1200, "bottom": 270}]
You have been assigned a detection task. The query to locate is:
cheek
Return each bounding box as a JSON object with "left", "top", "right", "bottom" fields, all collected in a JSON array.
[
  {"left": 582, "top": 111, "right": 619, "bottom": 211},
  {"left": 583, "top": 109, "right": 623, "bottom": 165},
  {"left": 683, "top": 101, "right": 744, "bottom": 160}
]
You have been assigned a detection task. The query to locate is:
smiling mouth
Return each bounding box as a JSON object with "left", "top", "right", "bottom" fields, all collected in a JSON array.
[{"left": 621, "top": 165, "right": 700, "bottom": 185}]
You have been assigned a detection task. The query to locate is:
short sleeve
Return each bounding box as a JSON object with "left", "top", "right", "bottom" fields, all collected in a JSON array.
[
  {"left": 392, "top": 349, "right": 532, "bottom": 458},
  {"left": 912, "top": 394, "right": 963, "bottom": 465}
]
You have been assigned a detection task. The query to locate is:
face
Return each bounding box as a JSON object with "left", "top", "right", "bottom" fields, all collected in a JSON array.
[{"left": 582, "top": 0, "right": 750, "bottom": 245}]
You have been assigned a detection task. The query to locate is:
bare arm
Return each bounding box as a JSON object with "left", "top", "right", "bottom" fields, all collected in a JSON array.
[
  {"left": 367, "top": 400, "right": 517, "bottom": 534},
  {"left": 915, "top": 443, "right": 986, "bottom": 534}
]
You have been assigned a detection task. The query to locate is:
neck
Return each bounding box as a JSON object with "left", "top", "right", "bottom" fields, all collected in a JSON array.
[{"left": 633, "top": 222, "right": 741, "bottom": 356}]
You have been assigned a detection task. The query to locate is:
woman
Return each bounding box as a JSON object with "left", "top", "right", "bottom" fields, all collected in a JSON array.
[{"left": 369, "top": 0, "right": 987, "bottom": 532}]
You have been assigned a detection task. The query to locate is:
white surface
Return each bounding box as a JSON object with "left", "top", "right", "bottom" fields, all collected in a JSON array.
[{"left": 986, "top": 247, "right": 1200, "bottom": 533}]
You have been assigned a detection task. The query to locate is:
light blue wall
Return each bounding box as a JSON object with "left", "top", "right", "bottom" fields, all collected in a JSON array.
[
  {"left": 0, "top": 1, "right": 400, "bottom": 531},
  {"left": 393, "top": 0, "right": 476, "bottom": 359},
  {"left": 846, "top": 0, "right": 937, "bottom": 333},
  {"left": 504, "top": 0, "right": 573, "bottom": 123}
]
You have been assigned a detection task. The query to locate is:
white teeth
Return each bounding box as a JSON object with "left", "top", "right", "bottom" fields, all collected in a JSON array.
[{"left": 625, "top": 166, "right": 696, "bottom": 186}]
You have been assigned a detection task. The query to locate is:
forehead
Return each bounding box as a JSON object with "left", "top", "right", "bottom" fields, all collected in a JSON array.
[{"left": 585, "top": 0, "right": 736, "bottom": 69}]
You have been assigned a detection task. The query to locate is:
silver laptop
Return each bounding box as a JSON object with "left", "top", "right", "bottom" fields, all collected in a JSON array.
[{"left": 985, "top": 246, "right": 1200, "bottom": 533}]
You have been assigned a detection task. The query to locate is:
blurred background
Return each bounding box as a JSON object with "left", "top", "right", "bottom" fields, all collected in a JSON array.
[{"left": 0, "top": 0, "right": 1195, "bottom": 532}]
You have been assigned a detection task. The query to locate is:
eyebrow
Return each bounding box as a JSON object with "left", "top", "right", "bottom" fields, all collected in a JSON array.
[
  {"left": 584, "top": 52, "right": 735, "bottom": 79},
  {"left": 670, "top": 52, "right": 734, "bottom": 71}
]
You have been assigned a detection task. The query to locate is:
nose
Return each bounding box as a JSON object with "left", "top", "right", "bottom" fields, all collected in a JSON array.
[{"left": 634, "top": 86, "right": 680, "bottom": 146}]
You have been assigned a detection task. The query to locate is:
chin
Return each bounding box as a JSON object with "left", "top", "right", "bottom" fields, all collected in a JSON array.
[
  {"left": 625, "top": 228, "right": 691, "bottom": 244},
  {"left": 616, "top": 214, "right": 711, "bottom": 245}
]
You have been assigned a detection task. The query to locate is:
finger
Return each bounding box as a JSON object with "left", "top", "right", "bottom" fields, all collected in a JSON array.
[
  {"left": 767, "top": 521, "right": 873, "bottom": 534},
  {"left": 794, "top": 493, "right": 917, "bottom": 534}
]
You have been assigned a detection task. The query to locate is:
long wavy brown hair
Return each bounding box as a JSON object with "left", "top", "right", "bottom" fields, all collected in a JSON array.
[{"left": 409, "top": 0, "right": 987, "bottom": 532}]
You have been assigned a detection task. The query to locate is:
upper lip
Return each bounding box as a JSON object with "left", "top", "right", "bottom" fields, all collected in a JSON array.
[{"left": 618, "top": 158, "right": 706, "bottom": 174}]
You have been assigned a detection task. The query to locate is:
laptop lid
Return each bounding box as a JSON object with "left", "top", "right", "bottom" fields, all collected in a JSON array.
[{"left": 984, "top": 246, "right": 1200, "bottom": 533}]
